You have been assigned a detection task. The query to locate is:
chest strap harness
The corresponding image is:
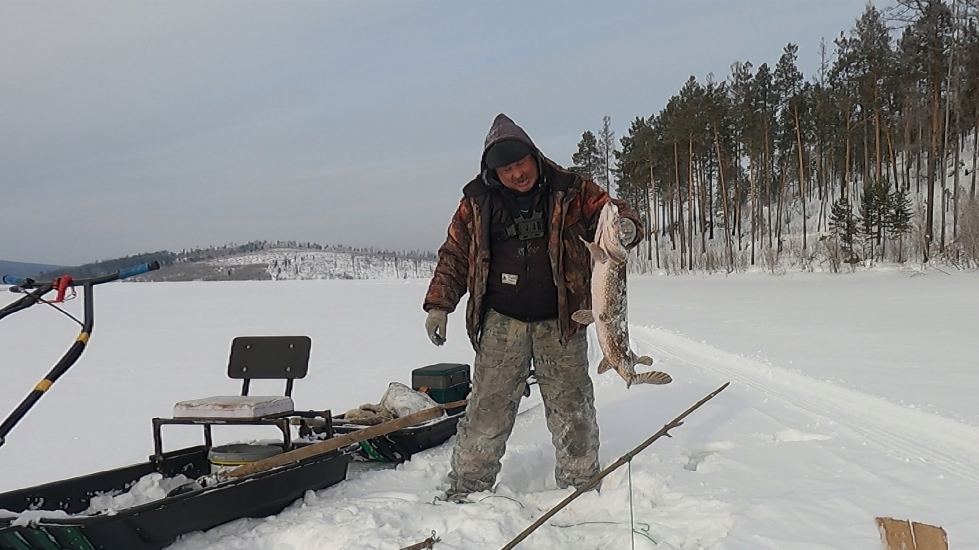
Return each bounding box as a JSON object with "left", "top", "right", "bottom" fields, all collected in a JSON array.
[{"left": 492, "top": 209, "right": 545, "bottom": 245}]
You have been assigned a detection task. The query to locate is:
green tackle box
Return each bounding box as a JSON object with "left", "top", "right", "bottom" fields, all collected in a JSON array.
[{"left": 412, "top": 363, "right": 471, "bottom": 405}]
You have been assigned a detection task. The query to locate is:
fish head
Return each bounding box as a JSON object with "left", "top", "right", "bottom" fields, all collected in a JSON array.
[{"left": 595, "top": 203, "right": 627, "bottom": 262}]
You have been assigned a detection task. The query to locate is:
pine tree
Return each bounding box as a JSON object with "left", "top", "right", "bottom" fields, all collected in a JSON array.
[
  {"left": 830, "top": 195, "right": 858, "bottom": 256},
  {"left": 571, "top": 131, "right": 601, "bottom": 180},
  {"left": 858, "top": 180, "right": 889, "bottom": 257},
  {"left": 774, "top": 43, "right": 810, "bottom": 250},
  {"left": 729, "top": 60, "right": 758, "bottom": 263},
  {"left": 884, "top": 186, "right": 914, "bottom": 237},
  {"left": 894, "top": 0, "right": 954, "bottom": 260},
  {"left": 884, "top": 186, "right": 914, "bottom": 262},
  {"left": 615, "top": 117, "right": 655, "bottom": 212},
  {"left": 598, "top": 116, "right": 617, "bottom": 192}
]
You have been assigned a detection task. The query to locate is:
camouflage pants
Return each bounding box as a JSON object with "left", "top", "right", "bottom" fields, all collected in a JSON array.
[{"left": 447, "top": 309, "right": 600, "bottom": 495}]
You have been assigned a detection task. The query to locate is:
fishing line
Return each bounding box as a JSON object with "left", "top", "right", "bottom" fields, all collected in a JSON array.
[
  {"left": 629, "top": 459, "right": 636, "bottom": 550},
  {"left": 478, "top": 495, "right": 524, "bottom": 507},
  {"left": 550, "top": 460, "right": 659, "bottom": 547}
]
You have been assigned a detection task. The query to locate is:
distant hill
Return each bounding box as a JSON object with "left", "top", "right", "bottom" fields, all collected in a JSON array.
[
  {"left": 0, "top": 260, "right": 69, "bottom": 279},
  {"left": 140, "top": 246, "right": 437, "bottom": 282},
  {"left": 29, "top": 241, "right": 437, "bottom": 282}
]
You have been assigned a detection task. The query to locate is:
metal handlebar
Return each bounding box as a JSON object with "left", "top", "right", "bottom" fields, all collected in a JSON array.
[
  {"left": 1, "top": 275, "right": 30, "bottom": 286},
  {"left": 0, "top": 261, "right": 161, "bottom": 448},
  {"left": 3, "top": 261, "right": 159, "bottom": 290},
  {"left": 0, "top": 261, "right": 160, "bottom": 321}
]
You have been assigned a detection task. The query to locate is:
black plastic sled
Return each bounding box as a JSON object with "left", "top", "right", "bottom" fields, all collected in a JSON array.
[
  {"left": 0, "top": 266, "right": 351, "bottom": 550},
  {"left": 0, "top": 265, "right": 468, "bottom": 550},
  {"left": 0, "top": 446, "right": 349, "bottom": 550}
]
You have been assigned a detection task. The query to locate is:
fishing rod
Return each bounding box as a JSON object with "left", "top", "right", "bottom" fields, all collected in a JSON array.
[{"left": 0, "top": 261, "right": 160, "bottom": 448}]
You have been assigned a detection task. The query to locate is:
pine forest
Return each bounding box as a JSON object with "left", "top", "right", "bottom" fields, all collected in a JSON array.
[{"left": 571, "top": 0, "right": 979, "bottom": 273}]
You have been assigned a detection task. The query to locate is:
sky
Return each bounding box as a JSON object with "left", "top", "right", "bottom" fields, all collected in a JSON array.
[
  {"left": 1, "top": 270, "right": 976, "bottom": 549},
  {"left": 0, "top": 0, "right": 891, "bottom": 266}
]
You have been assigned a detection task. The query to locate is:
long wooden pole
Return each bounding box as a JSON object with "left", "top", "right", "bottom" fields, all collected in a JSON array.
[
  {"left": 398, "top": 532, "right": 441, "bottom": 550},
  {"left": 221, "top": 400, "right": 467, "bottom": 480},
  {"left": 499, "top": 383, "right": 729, "bottom": 550}
]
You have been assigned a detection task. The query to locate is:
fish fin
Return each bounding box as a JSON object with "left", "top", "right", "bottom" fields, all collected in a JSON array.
[
  {"left": 571, "top": 310, "right": 595, "bottom": 325},
  {"left": 584, "top": 241, "right": 608, "bottom": 263},
  {"left": 631, "top": 371, "right": 673, "bottom": 385},
  {"left": 607, "top": 247, "right": 628, "bottom": 264},
  {"left": 597, "top": 358, "right": 614, "bottom": 374},
  {"left": 632, "top": 353, "right": 654, "bottom": 366}
]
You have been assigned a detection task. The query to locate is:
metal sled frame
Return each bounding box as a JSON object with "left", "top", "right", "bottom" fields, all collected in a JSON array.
[{"left": 150, "top": 336, "right": 329, "bottom": 458}]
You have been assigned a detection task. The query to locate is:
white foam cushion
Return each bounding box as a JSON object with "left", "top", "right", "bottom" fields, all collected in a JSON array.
[{"left": 173, "top": 396, "right": 294, "bottom": 419}]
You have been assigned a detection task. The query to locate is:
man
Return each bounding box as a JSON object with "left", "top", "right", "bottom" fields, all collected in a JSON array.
[{"left": 423, "top": 113, "right": 643, "bottom": 501}]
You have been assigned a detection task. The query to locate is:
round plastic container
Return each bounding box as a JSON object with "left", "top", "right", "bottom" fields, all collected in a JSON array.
[{"left": 207, "top": 443, "right": 284, "bottom": 474}]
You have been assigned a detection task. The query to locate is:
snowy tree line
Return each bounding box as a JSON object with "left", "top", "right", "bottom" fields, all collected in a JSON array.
[
  {"left": 37, "top": 241, "right": 437, "bottom": 281},
  {"left": 174, "top": 241, "right": 436, "bottom": 263},
  {"left": 571, "top": 0, "right": 979, "bottom": 272},
  {"left": 215, "top": 250, "right": 435, "bottom": 280}
]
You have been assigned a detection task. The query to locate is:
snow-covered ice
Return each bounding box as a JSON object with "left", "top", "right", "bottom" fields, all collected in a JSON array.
[{"left": 1, "top": 269, "right": 976, "bottom": 549}]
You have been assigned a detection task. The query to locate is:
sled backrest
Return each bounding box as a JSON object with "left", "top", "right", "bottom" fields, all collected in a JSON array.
[{"left": 227, "top": 336, "right": 311, "bottom": 397}]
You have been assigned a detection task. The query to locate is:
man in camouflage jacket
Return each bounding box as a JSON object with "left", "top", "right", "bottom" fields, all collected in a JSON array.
[{"left": 423, "top": 114, "right": 643, "bottom": 501}]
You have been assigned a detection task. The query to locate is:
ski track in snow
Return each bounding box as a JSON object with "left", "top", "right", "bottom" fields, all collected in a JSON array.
[{"left": 631, "top": 326, "right": 979, "bottom": 484}]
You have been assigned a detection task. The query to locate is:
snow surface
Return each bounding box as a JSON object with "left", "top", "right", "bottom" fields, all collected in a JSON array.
[{"left": 1, "top": 271, "right": 977, "bottom": 549}]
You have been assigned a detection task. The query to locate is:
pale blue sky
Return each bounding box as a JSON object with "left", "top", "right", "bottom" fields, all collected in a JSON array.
[{"left": 1, "top": 0, "right": 885, "bottom": 265}]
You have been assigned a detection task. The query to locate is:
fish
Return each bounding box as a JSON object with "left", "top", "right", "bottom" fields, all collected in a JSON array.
[{"left": 571, "top": 202, "right": 672, "bottom": 388}]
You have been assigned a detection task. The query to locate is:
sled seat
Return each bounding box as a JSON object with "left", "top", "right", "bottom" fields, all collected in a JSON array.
[
  {"left": 172, "top": 395, "right": 295, "bottom": 419},
  {"left": 172, "top": 336, "right": 310, "bottom": 419},
  {"left": 152, "top": 336, "right": 313, "bottom": 458}
]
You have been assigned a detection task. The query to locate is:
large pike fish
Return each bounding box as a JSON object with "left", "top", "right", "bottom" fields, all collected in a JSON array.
[{"left": 572, "top": 203, "right": 672, "bottom": 388}]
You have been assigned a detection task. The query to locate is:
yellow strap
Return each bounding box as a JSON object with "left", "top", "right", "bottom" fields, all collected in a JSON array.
[
  {"left": 209, "top": 459, "right": 251, "bottom": 466},
  {"left": 35, "top": 379, "right": 53, "bottom": 392},
  {"left": 76, "top": 332, "right": 90, "bottom": 344}
]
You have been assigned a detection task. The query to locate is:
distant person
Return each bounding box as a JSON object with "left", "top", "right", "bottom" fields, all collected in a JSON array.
[{"left": 422, "top": 113, "right": 643, "bottom": 501}]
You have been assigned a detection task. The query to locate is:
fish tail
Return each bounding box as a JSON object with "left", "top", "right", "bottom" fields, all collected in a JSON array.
[{"left": 631, "top": 371, "right": 673, "bottom": 385}]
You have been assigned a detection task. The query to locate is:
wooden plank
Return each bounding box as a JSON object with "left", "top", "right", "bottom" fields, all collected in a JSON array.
[
  {"left": 877, "top": 517, "right": 914, "bottom": 550},
  {"left": 911, "top": 521, "right": 949, "bottom": 550},
  {"left": 221, "top": 400, "right": 466, "bottom": 480},
  {"left": 876, "top": 517, "right": 949, "bottom": 550}
]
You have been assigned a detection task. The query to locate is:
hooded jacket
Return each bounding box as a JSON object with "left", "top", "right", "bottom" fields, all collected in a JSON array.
[{"left": 423, "top": 114, "right": 643, "bottom": 350}]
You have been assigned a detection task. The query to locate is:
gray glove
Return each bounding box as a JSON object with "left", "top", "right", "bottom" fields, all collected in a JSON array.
[
  {"left": 425, "top": 309, "right": 448, "bottom": 346},
  {"left": 619, "top": 218, "right": 637, "bottom": 246}
]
